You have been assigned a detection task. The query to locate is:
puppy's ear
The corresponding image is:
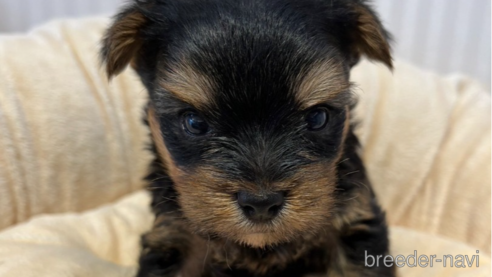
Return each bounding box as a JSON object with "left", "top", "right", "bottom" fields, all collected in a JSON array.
[
  {"left": 101, "top": 4, "right": 148, "bottom": 79},
  {"left": 341, "top": 1, "right": 393, "bottom": 69}
]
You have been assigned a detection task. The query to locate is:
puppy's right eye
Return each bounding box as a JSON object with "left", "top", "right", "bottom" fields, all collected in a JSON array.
[
  {"left": 182, "top": 111, "right": 209, "bottom": 135},
  {"left": 306, "top": 107, "right": 329, "bottom": 131}
]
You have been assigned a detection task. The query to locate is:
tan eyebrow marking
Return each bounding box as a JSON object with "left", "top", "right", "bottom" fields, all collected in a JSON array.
[
  {"left": 295, "top": 59, "right": 350, "bottom": 109},
  {"left": 158, "top": 63, "right": 216, "bottom": 108},
  {"left": 158, "top": 59, "right": 349, "bottom": 110}
]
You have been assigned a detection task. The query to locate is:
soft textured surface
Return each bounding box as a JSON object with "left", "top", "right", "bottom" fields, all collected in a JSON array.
[
  {"left": 0, "top": 17, "right": 489, "bottom": 276},
  {"left": 0, "top": 191, "right": 489, "bottom": 277},
  {"left": 352, "top": 62, "right": 491, "bottom": 253},
  {"left": 0, "top": 18, "right": 153, "bottom": 230},
  {"left": 0, "top": 191, "right": 152, "bottom": 277}
]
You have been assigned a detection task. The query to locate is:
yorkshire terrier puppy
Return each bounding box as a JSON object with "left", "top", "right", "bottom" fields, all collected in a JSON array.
[{"left": 101, "top": 0, "right": 394, "bottom": 276}]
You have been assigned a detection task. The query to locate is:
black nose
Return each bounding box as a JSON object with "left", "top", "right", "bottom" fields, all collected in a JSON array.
[{"left": 237, "top": 191, "right": 285, "bottom": 222}]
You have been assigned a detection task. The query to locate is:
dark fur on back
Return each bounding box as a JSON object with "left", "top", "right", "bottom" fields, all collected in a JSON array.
[{"left": 101, "top": 0, "right": 395, "bottom": 276}]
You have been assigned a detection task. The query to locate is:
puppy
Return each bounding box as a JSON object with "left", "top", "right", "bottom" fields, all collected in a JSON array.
[{"left": 101, "top": 0, "right": 394, "bottom": 276}]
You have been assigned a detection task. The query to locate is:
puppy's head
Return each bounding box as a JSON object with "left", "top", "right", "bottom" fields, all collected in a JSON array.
[{"left": 102, "top": 0, "right": 391, "bottom": 248}]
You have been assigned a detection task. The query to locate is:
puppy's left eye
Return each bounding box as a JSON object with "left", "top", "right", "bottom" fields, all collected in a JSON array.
[
  {"left": 306, "top": 107, "right": 329, "bottom": 131},
  {"left": 183, "top": 111, "right": 209, "bottom": 135}
]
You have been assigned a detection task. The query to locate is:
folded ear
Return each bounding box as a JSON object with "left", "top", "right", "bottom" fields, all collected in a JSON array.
[
  {"left": 343, "top": 1, "right": 393, "bottom": 69},
  {"left": 101, "top": 4, "right": 147, "bottom": 79}
]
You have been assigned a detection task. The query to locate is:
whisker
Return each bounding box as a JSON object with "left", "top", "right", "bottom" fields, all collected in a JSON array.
[
  {"left": 161, "top": 196, "right": 178, "bottom": 202},
  {"left": 337, "top": 158, "right": 350, "bottom": 164},
  {"left": 147, "top": 176, "right": 169, "bottom": 183},
  {"left": 350, "top": 180, "right": 371, "bottom": 193},
  {"left": 203, "top": 235, "right": 211, "bottom": 272},
  {"left": 343, "top": 170, "right": 360, "bottom": 176},
  {"left": 225, "top": 238, "right": 232, "bottom": 270},
  {"left": 146, "top": 186, "right": 164, "bottom": 191}
]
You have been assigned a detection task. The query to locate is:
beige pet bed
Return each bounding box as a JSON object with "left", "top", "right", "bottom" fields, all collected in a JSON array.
[{"left": 0, "top": 18, "right": 490, "bottom": 277}]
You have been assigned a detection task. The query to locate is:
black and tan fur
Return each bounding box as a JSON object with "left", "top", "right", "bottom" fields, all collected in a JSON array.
[{"left": 101, "top": 0, "right": 395, "bottom": 276}]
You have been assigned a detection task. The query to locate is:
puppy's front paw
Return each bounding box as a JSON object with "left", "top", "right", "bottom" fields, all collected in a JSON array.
[
  {"left": 136, "top": 249, "right": 181, "bottom": 277},
  {"left": 136, "top": 218, "right": 191, "bottom": 277}
]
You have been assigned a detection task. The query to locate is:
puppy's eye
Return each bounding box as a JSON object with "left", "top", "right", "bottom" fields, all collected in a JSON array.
[
  {"left": 306, "top": 107, "right": 329, "bottom": 131},
  {"left": 183, "top": 111, "right": 209, "bottom": 135}
]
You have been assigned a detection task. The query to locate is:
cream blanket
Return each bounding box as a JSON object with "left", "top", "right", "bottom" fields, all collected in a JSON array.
[{"left": 0, "top": 18, "right": 490, "bottom": 277}]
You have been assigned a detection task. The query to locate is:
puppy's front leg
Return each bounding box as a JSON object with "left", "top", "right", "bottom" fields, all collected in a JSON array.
[{"left": 136, "top": 215, "right": 192, "bottom": 277}]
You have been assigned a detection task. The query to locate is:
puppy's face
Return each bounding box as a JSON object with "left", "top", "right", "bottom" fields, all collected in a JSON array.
[
  {"left": 102, "top": 0, "right": 391, "bottom": 248},
  {"left": 148, "top": 54, "right": 350, "bottom": 248}
]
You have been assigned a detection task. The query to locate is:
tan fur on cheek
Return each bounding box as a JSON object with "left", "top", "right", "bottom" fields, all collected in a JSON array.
[
  {"left": 147, "top": 107, "right": 183, "bottom": 180},
  {"left": 281, "top": 163, "right": 337, "bottom": 220},
  {"left": 145, "top": 110, "right": 244, "bottom": 242},
  {"left": 174, "top": 167, "right": 242, "bottom": 233}
]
